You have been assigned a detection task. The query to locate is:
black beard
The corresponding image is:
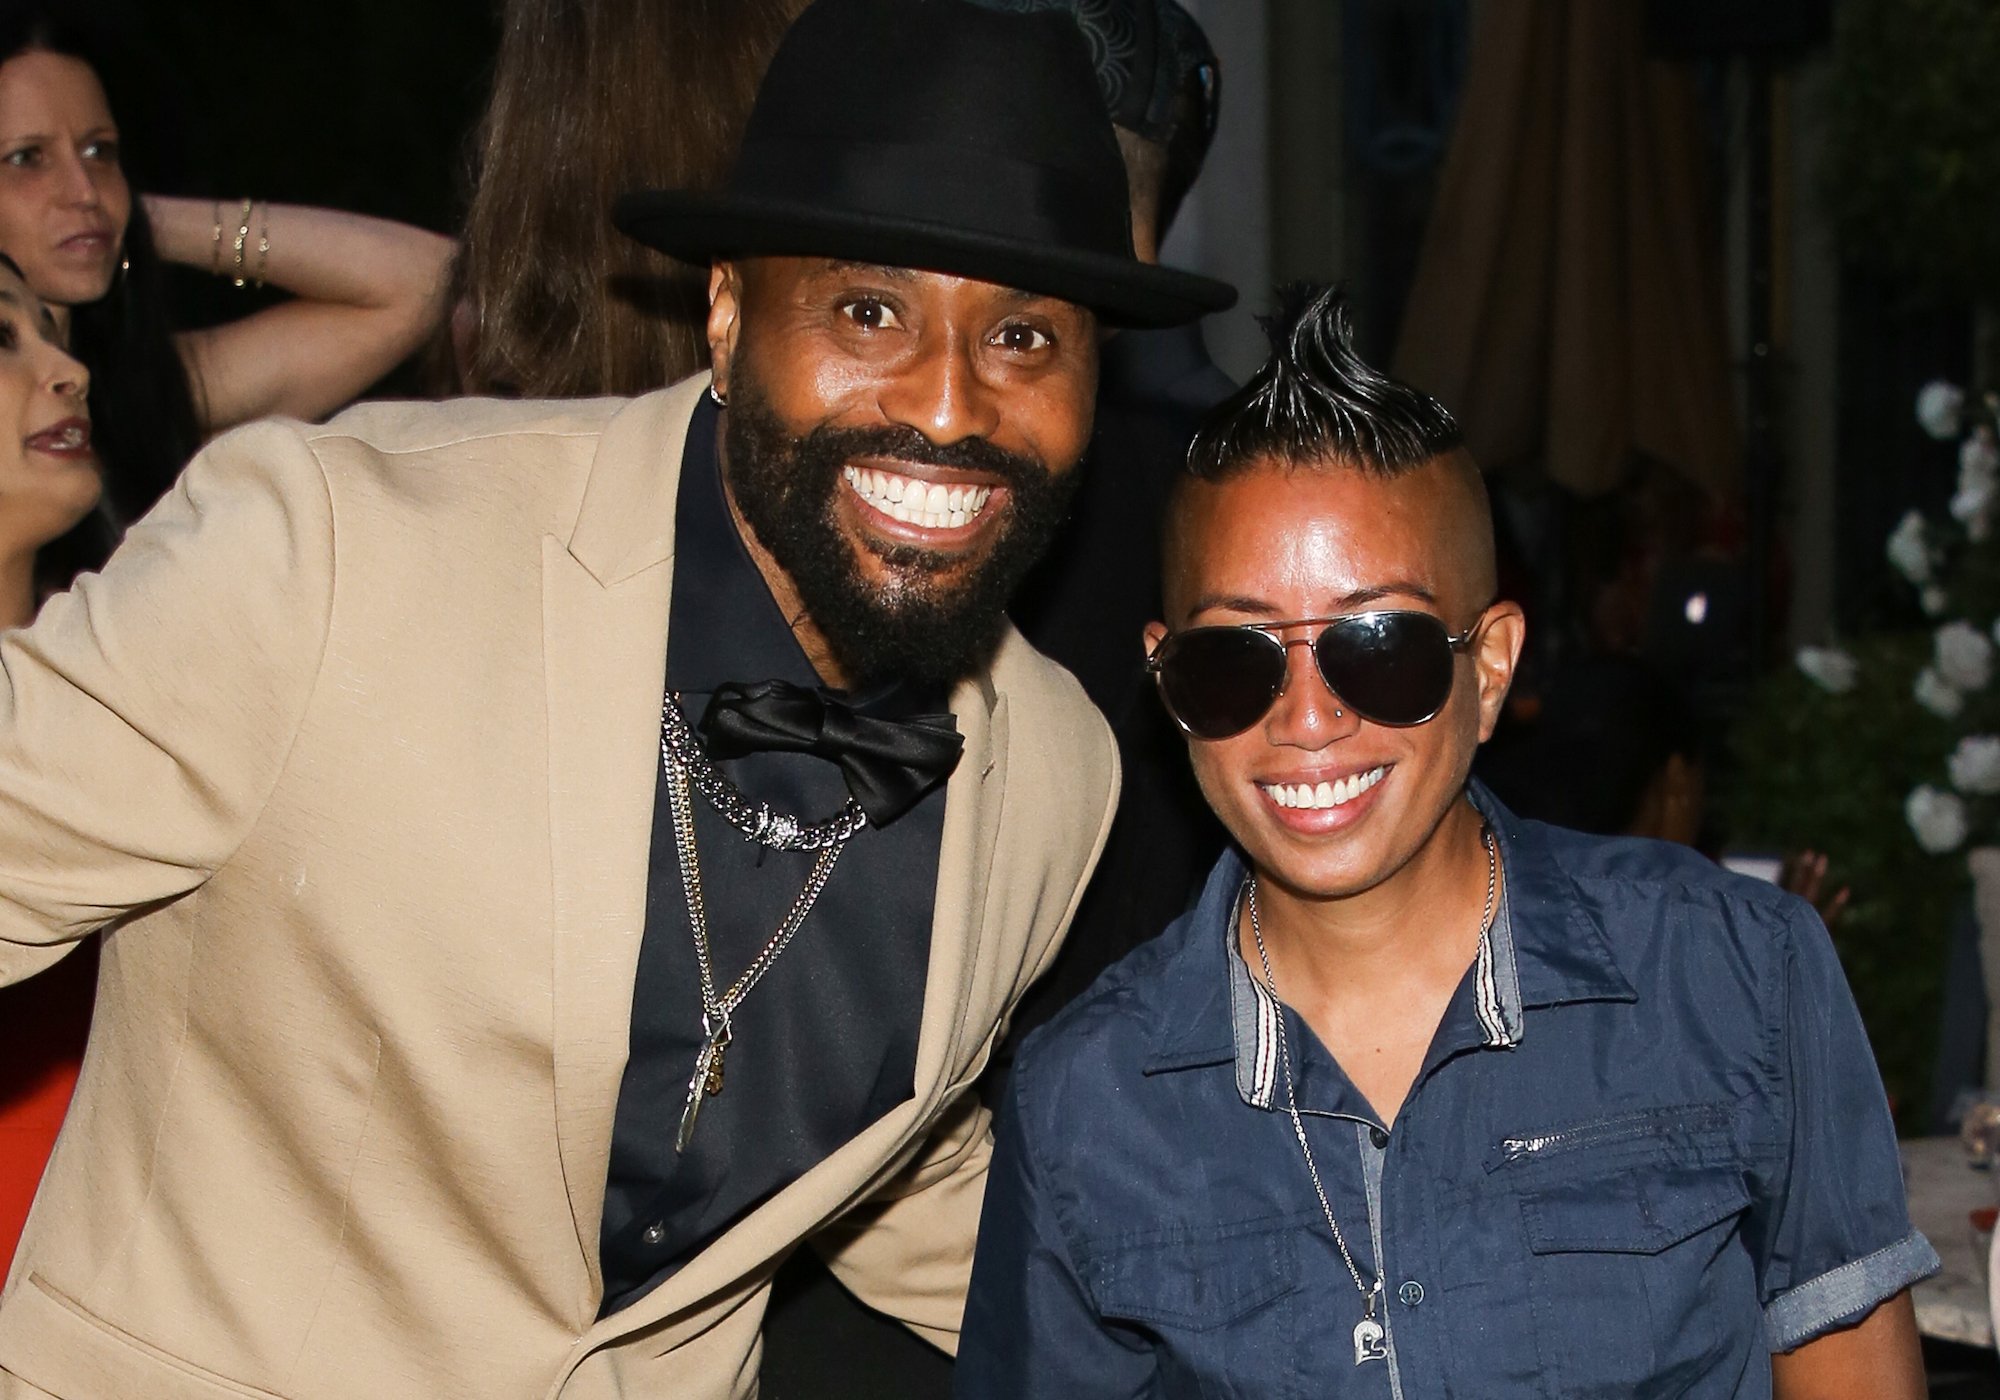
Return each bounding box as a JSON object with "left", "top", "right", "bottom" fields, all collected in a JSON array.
[{"left": 721, "top": 370, "right": 1080, "bottom": 690}]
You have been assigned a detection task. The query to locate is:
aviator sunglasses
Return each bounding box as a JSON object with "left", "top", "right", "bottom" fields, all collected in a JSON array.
[{"left": 1147, "top": 609, "right": 1488, "bottom": 740}]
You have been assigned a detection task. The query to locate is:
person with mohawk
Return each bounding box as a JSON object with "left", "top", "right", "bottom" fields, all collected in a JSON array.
[{"left": 959, "top": 287, "right": 1931, "bottom": 1398}]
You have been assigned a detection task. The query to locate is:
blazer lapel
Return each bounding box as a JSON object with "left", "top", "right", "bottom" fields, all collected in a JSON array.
[
  {"left": 544, "top": 377, "right": 708, "bottom": 1307},
  {"left": 911, "top": 672, "right": 1010, "bottom": 1100}
]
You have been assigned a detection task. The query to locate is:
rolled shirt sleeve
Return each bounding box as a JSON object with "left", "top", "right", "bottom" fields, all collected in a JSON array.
[
  {"left": 1751, "top": 902, "right": 1939, "bottom": 1351},
  {"left": 955, "top": 1057, "right": 1157, "bottom": 1399}
]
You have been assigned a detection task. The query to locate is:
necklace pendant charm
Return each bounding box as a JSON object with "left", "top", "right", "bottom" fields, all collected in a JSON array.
[
  {"left": 1353, "top": 1316, "right": 1387, "bottom": 1365},
  {"left": 675, "top": 1036, "right": 725, "bottom": 1153},
  {"left": 675, "top": 1013, "right": 734, "bottom": 1153},
  {"left": 674, "top": 1061, "right": 708, "bottom": 1154}
]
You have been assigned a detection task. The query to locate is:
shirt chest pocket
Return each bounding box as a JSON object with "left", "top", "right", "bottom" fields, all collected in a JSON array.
[
  {"left": 1085, "top": 1219, "right": 1307, "bottom": 1400},
  {"left": 1520, "top": 1160, "right": 1750, "bottom": 1255},
  {"left": 1489, "top": 1103, "right": 1757, "bottom": 1398}
]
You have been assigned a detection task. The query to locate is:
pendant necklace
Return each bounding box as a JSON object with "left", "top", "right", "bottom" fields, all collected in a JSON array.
[
  {"left": 659, "top": 694, "right": 867, "bottom": 1152},
  {"left": 1245, "top": 823, "right": 1498, "bottom": 1367}
]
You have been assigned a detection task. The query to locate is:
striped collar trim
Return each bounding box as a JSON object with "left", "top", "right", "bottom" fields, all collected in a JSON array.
[{"left": 1226, "top": 870, "right": 1523, "bottom": 1112}]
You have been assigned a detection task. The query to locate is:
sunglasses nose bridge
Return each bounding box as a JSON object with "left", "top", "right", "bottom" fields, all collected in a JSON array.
[
  {"left": 1269, "top": 630, "right": 1354, "bottom": 733},
  {"left": 1273, "top": 633, "right": 1315, "bottom": 698}
]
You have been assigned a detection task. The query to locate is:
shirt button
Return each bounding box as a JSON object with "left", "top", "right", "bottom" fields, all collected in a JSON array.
[
  {"left": 641, "top": 1222, "right": 666, "bottom": 1246},
  {"left": 1398, "top": 1280, "right": 1425, "bottom": 1308},
  {"left": 1369, "top": 1127, "right": 1390, "bottom": 1150}
]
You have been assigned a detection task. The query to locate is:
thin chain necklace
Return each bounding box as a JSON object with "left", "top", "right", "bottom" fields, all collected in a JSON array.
[
  {"left": 1245, "top": 823, "right": 1498, "bottom": 1367},
  {"left": 660, "top": 694, "right": 864, "bottom": 1152}
]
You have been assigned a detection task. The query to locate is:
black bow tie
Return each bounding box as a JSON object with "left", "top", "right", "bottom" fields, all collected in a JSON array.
[{"left": 697, "top": 679, "right": 964, "bottom": 826}]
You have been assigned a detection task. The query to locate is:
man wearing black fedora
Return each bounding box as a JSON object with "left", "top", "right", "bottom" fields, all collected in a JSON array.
[
  {"left": 760, "top": 2, "right": 1241, "bottom": 1392},
  {"left": 0, "top": 2, "right": 1232, "bottom": 1397}
]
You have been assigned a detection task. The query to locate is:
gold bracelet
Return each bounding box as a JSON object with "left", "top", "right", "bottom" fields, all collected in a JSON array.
[
  {"left": 230, "top": 197, "right": 254, "bottom": 287},
  {"left": 253, "top": 203, "right": 271, "bottom": 288},
  {"left": 209, "top": 199, "right": 225, "bottom": 275}
]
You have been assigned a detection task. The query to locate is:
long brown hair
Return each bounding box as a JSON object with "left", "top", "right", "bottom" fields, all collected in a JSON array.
[{"left": 445, "top": 0, "right": 807, "bottom": 398}]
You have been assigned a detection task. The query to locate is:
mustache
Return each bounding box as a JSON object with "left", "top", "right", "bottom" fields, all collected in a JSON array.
[{"left": 801, "top": 422, "right": 1048, "bottom": 489}]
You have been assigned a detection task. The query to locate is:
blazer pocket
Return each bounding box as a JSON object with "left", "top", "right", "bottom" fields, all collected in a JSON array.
[{"left": 0, "top": 1274, "right": 288, "bottom": 1400}]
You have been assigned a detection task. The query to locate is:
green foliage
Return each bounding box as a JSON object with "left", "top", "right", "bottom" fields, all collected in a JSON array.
[
  {"left": 1823, "top": 0, "right": 2000, "bottom": 304},
  {"left": 1722, "top": 632, "right": 1962, "bottom": 1128}
]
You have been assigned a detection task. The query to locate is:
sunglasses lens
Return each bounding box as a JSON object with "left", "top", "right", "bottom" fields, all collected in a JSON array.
[
  {"left": 1156, "top": 629, "right": 1287, "bottom": 739},
  {"left": 1314, "top": 612, "right": 1457, "bottom": 725}
]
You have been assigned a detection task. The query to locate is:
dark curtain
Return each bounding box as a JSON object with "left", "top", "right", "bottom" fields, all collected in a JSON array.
[{"left": 1392, "top": 0, "right": 1740, "bottom": 499}]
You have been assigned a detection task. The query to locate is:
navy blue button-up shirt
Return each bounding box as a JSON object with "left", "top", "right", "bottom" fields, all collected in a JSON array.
[{"left": 958, "top": 788, "right": 1937, "bottom": 1397}]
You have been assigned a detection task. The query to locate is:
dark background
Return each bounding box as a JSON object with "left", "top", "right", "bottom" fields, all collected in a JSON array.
[{"left": 99, "top": 0, "right": 499, "bottom": 340}]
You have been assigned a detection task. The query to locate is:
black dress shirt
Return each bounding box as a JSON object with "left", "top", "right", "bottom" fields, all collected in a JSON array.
[{"left": 597, "top": 397, "right": 949, "bottom": 1316}]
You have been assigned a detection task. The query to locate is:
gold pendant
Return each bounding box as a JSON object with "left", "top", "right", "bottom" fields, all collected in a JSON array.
[{"left": 704, "top": 1043, "right": 726, "bottom": 1096}]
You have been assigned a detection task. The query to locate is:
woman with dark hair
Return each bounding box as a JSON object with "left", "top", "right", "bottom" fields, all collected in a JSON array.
[
  {"left": 443, "top": 0, "right": 807, "bottom": 397},
  {"left": 0, "top": 254, "right": 95, "bottom": 622},
  {"left": 0, "top": 253, "right": 103, "bottom": 1273},
  {"left": 0, "top": 4, "right": 455, "bottom": 542}
]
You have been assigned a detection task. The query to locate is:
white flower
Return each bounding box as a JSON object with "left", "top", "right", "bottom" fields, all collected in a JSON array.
[
  {"left": 1952, "top": 434, "right": 1999, "bottom": 540},
  {"left": 1794, "top": 646, "right": 1859, "bottom": 694},
  {"left": 1924, "top": 586, "right": 1952, "bottom": 615},
  {"left": 1918, "top": 380, "right": 1967, "bottom": 440},
  {"left": 1937, "top": 620, "right": 1995, "bottom": 691},
  {"left": 1964, "top": 428, "right": 2000, "bottom": 484},
  {"left": 1888, "top": 510, "right": 1932, "bottom": 583},
  {"left": 1916, "top": 666, "right": 1966, "bottom": 718},
  {"left": 1951, "top": 736, "right": 2000, "bottom": 795},
  {"left": 1908, "top": 784, "right": 1971, "bottom": 854}
]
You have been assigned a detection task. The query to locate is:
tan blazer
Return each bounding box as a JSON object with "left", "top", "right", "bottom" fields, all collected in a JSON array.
[{"left": 0, "top": 376, "right": 1118, "bottom": 1399}]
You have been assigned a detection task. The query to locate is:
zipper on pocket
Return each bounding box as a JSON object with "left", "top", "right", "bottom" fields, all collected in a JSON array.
[{"left": 1498, "top": 1104, "right": 1730, "bottom": 1165}]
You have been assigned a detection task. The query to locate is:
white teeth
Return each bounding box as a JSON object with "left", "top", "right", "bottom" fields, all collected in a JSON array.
[
  {"left": 1261, "top": 766, "right": 1386, "bottom": 810},
  {"left": 843, "top": 463, "right": 995, "bottom": 530},
  {"left": 32, "top": 425, "right": 84, "bottom": 450}
]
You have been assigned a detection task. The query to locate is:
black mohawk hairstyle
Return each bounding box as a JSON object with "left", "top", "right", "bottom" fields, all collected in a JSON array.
[{"left": 1186, "top": 284, "right": 1462, "bottom": 480}]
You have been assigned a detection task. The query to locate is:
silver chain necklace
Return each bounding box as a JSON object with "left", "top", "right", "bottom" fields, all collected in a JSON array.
[
  {"left": 1245, "top": 823, "right": 1497, "bottom": 1368},
  {"left": 659, "top": 694, "right": 868, "bottom": 850},
  {"left": 660, "top": 694, "right": 864, "bottom": 1152}
]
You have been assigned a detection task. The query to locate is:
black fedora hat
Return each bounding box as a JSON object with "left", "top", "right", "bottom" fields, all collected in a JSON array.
[{"left": 612, "top": 0, "right": 1236, "bottom": 328}]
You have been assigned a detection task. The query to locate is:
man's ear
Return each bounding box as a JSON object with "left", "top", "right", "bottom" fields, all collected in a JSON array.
[
  {"left": 1471, "top": 602, "right": 1526, "bottom": 744},
  {"left": 1142, "top": 619, "right": 1169, "bottom": 662},
  {"left": 707, "top": 261, "right": 742, "bottom": 398}
]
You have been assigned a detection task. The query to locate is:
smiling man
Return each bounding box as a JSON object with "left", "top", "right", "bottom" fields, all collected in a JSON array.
[
  {"left": 0, "top": 2, "right": 1234, "bottom": 1397},
  {"left": 957, "top": 286, "right": 1933, "bottom": 1398}
]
